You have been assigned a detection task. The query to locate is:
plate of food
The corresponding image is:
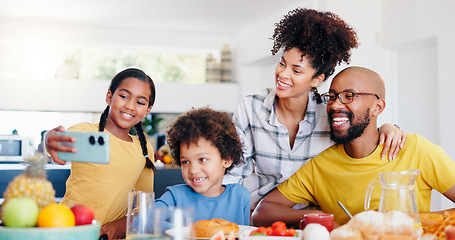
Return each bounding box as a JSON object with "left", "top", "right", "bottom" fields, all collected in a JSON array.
[
  {"left": 238, "top": 221, "right": 303, "bottom": 240},
  {"left": 165, "top": 219, "right": 256, "bottom": 240}
]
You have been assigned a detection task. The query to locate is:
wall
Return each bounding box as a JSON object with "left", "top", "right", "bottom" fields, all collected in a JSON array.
[
  {"left": 380, "top": 0, "right": 455, "bottom": 211},
  {"left": 0, "top": 21, "right": 231, "bottom": 51},
  {"left": 381, "top": 0, "right": 455, "bottom": 158}
]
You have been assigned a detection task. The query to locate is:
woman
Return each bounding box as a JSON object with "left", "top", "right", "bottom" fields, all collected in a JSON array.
[{"left": 223, "top": 8, "right": 405, "bottom": 210}]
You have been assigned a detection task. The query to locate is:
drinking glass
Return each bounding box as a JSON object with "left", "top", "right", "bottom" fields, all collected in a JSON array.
[
  {"left": 126, "top": 191, "right": 156, "bottom": 240},
  {"left": 154, "top": 207, "right": 194, "bottom": 240},
  {"left": 300, "top": 213, "right": 334, "bottom": 232}
]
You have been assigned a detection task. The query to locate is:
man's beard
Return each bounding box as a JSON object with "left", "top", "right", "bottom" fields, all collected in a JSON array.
[{"left": 329, "top": 109, "right": 370, "bottom": 145}]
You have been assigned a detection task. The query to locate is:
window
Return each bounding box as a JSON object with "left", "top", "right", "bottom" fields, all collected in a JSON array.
[{"left": 0, "top": 45, "right": 208, "bottom": 83}]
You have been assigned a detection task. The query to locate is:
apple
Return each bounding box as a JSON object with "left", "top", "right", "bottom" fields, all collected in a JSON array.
[
  {"left": 1, "top": 197, "right": 39, "bottom": 227},
  {"left": 70, "top": 204, "right": 95, "bottom": 225}
]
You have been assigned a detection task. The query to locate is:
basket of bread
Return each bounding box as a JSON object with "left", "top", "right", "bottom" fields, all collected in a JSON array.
[{"left": 330, "top": 210, "right": 422, "bottom": 240}]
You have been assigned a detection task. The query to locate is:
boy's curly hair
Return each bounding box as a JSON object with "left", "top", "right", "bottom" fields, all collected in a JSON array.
[
  {"left": 271, "top": 8, "right": 359, "bottom": 81},
  {"left": 165, "top": 108, "right": 244, "bottom": 173}
]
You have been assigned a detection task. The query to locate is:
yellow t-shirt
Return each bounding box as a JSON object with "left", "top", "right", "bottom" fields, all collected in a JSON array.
[
  {"left": 60, "top": 122, "right": 154, "bottom": 224},
  {"left": 278, "top": 134, "right": 455, "bottom": 225}
]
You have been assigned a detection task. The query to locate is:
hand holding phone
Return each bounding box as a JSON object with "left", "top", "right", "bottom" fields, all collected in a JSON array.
[{"left": 57, "top": 131, "right": 110, "bottom": 164}]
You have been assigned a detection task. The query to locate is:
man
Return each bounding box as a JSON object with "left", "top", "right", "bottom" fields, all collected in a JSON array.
[{"left": 252, "top": 66, "right": 455, "bottom": 226}]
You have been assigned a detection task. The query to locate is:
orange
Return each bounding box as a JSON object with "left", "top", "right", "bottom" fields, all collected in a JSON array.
[
  {"left": 162, "top": 155, "right": 173, "bottom": 164},
  {"left": 37, "top": 203, "right": 76, "bottom": 227}
]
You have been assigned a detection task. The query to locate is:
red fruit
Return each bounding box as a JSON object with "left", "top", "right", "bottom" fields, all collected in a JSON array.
[
  {"left": 271, "top": 221, "right": 287, "bottom": 230},
  {"left": 286, "top": 228, "right": 296, "bottom": 236},
  {"left": 256, "top": 226, "right": 268, "bottom": 234},
  {"left": 70, "top": 204, "right": 95, "bottom": 225},
  {"left": 271, "top": 227, "right": 287, "bottom": 236}
]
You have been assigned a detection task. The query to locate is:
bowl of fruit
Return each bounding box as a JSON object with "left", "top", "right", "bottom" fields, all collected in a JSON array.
[
  {"left": 0, "top": 198, "right": 100, "bottom": 240},
  {"left": 0, "top": 154, "right": 101, "bottom": 240}
]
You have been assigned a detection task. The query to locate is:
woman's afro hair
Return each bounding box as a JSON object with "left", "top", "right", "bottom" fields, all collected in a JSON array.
[{"left": 271, "top": 8, "right": 359, "bottom": 80}]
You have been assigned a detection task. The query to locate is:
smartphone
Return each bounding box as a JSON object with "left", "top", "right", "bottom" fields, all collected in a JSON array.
[{"left": 57, "top": 131, "right": 110, "bottom": 164}]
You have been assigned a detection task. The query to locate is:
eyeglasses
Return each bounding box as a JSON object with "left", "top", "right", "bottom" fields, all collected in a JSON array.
[{"left": 321, "top": 90, "right": 379, "bottom": 105}]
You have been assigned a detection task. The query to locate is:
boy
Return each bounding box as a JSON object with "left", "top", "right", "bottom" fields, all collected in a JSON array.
[{"left": 156, "top": 108, "right": 250, "bottom": 225}]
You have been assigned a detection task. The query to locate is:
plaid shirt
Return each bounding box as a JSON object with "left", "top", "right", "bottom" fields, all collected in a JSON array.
[{"left": 224, "top": 88, "right": 334, "bottom": 209}]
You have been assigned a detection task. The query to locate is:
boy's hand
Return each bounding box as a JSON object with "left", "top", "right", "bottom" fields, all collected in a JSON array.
[{"left": 45, "top": 126, "right": 75, "bottom": 165}]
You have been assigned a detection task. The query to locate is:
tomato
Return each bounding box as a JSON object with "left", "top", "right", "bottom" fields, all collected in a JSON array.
[
  {"left": 252, "top": 221, "right": 296, "bottom": 237},
  {"left": 256, "top": 226, "right": 268, "bottom": 234},
  {"left": 271, "top": 227, "right": 287, "bottom": 236},
  {"left": 250, "top": 226, "right": 269, "bottom": 236},
  {"left": 285, "top": 228, "right": 296, "bottom": 236},
  {"left": 271, "top": 221, "right": 287, "bottom": 230}
]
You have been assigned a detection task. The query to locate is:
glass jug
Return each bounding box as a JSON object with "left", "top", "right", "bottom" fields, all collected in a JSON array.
[{"left": 364, "top": 169, "right": 421, "bottom": 223}]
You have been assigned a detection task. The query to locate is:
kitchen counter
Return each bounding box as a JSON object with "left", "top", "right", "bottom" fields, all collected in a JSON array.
[
  {"left": 0, "top": 163, "right": 72, "bottom": 170},
  {"left": 0, "top": 163, "right": 71, "bottom": 203},
  {"left": 0, "top": 163, "right": 184, "bottom": 203}
]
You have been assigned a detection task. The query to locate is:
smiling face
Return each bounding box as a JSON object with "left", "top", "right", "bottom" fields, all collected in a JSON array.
[
  {"left": 275, "top": 47, "right": 323, "bottom": 101},
  {"left": 105, "top": 77, "right": 152, "bottom": 136},
  {"left": 327, "top": 68, "right": 384, "bottom": 144},
  {"left": 179, "top": 137, "right": 233, "bottom": 198}
]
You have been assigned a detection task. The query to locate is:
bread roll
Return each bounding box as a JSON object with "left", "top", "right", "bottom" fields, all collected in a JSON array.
[
  {"left": 349, "top": 210, "right": 386, "bottom": 238},
  {"left": 330, "top": 225, "right": 362, "bottom": 240},
  {"left": 338, "top": 210, "right": 420, "bottom": 240},
  {"left": 191, "top": 219, "right": 239, "bottom": 238},
  {"left": 383, "top": 211, "right": 415, "bottom": 236}
]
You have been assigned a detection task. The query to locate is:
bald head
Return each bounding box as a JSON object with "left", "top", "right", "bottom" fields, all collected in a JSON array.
[{"left": 333, "top": 67, "right": 385, "bottom": 99}]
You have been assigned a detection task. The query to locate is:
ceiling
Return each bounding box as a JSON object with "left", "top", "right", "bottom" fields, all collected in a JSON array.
[{"left": 0, "top": 0, "right": 305, "bottom": 35}]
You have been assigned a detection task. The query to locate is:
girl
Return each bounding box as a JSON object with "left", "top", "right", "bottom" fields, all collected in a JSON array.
[{"left": 45, "top": 68, "right": 156, "bottom": 239}]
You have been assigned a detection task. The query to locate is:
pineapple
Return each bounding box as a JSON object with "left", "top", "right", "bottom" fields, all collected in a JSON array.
[{"left": 2, "top": 153, "right": 55, "bottom": 210}]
